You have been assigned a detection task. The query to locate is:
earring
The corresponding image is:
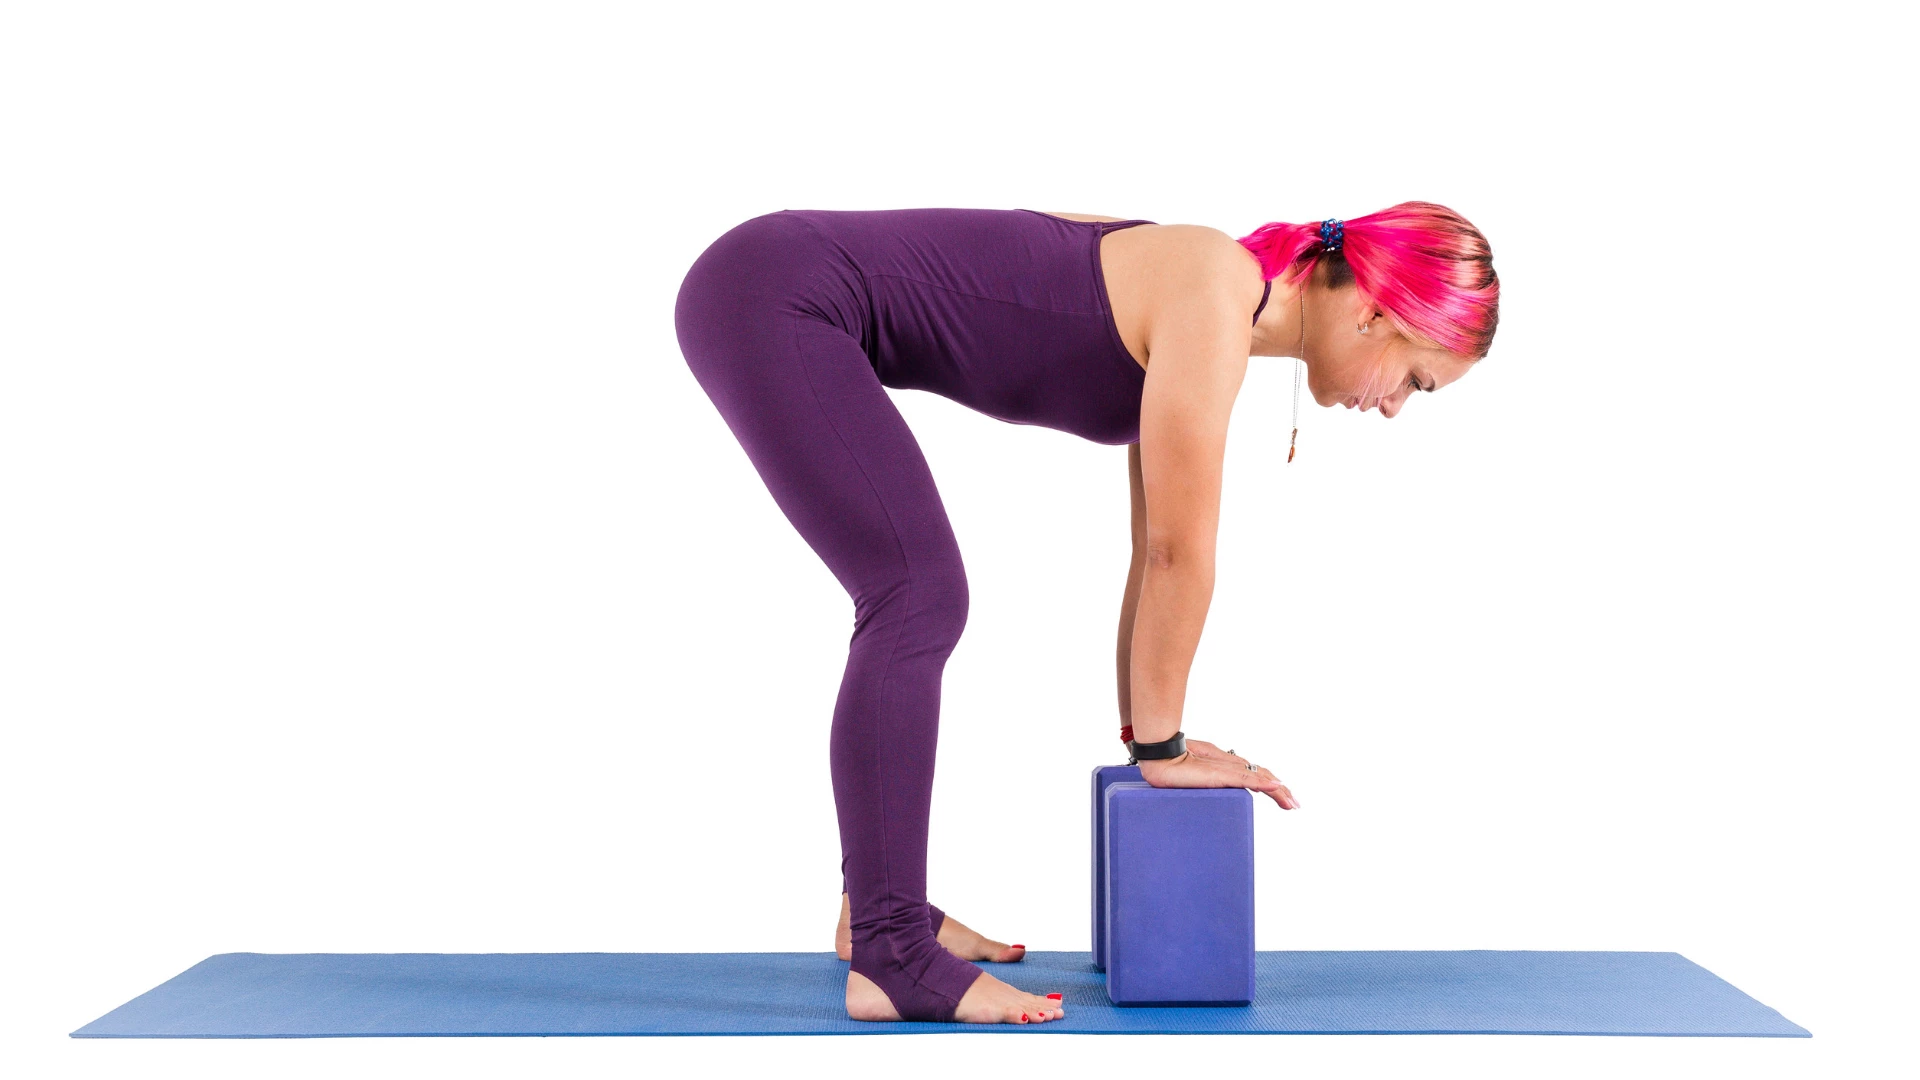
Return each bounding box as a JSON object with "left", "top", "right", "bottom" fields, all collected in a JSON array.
[{"left": 1357, "top": 323, "right": 1369, "bottom": 335}]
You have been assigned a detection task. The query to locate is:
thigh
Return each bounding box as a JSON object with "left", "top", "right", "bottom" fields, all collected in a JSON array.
[{"left": 680, "top": 307, "right": 966, "bottom": 615}]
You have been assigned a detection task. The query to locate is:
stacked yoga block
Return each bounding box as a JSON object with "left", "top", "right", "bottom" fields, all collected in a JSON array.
[{"left": 1090, "top": 765, "right": 1256, "bottom": 1006}]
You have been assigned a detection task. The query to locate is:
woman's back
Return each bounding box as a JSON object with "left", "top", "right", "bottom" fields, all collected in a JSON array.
[{"left": 769, "top": 207, "right": 1157, "bottom": 445}]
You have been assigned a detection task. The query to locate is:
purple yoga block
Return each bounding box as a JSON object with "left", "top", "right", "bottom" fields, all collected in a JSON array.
[
  {"left": 1102, "top": 782, "right": 1255, "bottom": 1006},
  {"left": 1089, "top": 765, "right": 1142, "bottom": 972}
]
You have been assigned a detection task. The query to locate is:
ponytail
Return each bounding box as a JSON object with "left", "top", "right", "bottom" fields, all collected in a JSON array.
[{"left": 1237, "top": 201, "right": 1499, "bottom": 359}]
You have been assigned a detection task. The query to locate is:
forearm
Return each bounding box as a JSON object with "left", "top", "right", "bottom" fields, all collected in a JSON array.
[
  {"left": 1124, "top": 557, "right": 1215, "bottom": 744},
  {"left": 1116, "top": 555, "right": 1146, "bottom": 735}
]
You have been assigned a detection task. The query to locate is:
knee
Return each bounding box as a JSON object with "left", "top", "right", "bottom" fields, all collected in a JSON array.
[
  {"left": 859, "top": 563, "right": 969, "bottom": 656},
  {"left": 915, "top": 566, "right": 969, "bottom": 651}
]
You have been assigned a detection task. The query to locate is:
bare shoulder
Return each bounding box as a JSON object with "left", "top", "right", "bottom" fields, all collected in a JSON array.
[
  {"left": 1099, "top": 221, "right": 1258, "bottom": 370},
  {"left": 1119, "top": 223, "right": 1259, "bottom": 311},
  {"left": 1139, "top": 224, "right": 1254, "bottom": 277}
]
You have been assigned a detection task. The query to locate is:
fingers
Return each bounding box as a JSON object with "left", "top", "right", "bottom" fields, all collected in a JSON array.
[
  {"left": 1220, "top": 760, "right": 1302, "bottom": 809},
  {"left": 1258, "top": 774, "right": 1300, "bottom": 809},
  {"left": 1142, "top": 754, "right": 1302, "bottom": 808},
  {"left": 1247, "top": 765, "right": 1302, "bottom": 809}
]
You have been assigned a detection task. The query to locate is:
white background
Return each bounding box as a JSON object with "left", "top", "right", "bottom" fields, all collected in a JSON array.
[{"left": 3, "top": 2, "right": 1913, "bottom": 1077}]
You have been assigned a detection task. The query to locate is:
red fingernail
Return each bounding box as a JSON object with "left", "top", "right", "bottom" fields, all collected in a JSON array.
[{"left": 1047, "top": 993, "right": 1063, "bottom": 1000}]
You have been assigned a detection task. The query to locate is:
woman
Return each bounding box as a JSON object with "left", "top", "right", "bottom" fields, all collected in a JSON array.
[{"left": 673, "top": 204, "right": 1500, "bottom": 1025}]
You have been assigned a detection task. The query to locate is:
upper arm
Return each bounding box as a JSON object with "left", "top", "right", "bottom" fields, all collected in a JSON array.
[{"left": 1135, "top": 240, "right": 1251, "bottom": 567}]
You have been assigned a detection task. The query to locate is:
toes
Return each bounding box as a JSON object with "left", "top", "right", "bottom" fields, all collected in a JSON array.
[
  {"left": 1023, "top": 995, "right": 1063, "bottom": 1022},
  {"left": 1009, "top": 998, "right": 1057, "bottom": 1024}
]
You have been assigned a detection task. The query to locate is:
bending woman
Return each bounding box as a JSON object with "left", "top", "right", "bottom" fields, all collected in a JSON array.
[{"left": 672, "top": 204, "right": 1500, "bottom": 1025}]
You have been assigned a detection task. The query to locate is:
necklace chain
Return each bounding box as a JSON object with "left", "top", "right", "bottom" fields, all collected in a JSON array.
[{"left": 1289, "top": 289, "right": 1304, "bottom": 464}]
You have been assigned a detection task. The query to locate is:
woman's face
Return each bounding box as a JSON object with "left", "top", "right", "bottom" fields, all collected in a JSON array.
[{"left": 1304, "top": 286, "right": 1477, "bottom": 417}]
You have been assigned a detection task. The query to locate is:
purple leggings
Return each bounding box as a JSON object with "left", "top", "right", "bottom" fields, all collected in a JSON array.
[{"left": 674, "top": 215, "right": 986, "bottom": 1020}]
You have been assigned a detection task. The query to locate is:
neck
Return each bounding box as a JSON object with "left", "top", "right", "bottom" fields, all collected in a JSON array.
[{"left": 1250, "top": 275, "right": 1307, "bottom": 360}]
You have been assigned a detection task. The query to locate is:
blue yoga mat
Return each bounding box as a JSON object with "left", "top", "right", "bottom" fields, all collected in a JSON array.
[{"left": 71, "top": 950, "right": 1808, "bottom": 1038}]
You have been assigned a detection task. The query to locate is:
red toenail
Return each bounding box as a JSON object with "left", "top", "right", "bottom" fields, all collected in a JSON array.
[
  {"left": 1011, "top": 944, "right": 1025, "bottom": 949},
  {"left": 1047, "top": 993, "right": 1062, "bottom": 1000},
  {"left": 1021, "top": 1013, "right": 1029, "bottom": 1021}
]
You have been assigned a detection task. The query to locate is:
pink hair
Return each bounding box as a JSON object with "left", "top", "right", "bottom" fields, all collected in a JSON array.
[{"left": 1237, "top": 201, "right": 1500, "bottom": 359}]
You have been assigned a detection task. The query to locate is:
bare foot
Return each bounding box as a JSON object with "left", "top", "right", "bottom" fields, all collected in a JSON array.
[
  {"left": 846, "top": 968, "right": 1065, "bottom": 1024},
  {"left": 835, "top": 892, "right": 1027, "bottom": 964}
]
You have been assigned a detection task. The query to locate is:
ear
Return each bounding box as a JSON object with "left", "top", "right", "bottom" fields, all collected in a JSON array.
[{"left": 1351, "top": 291, "right": 1386, "bottom": 333}]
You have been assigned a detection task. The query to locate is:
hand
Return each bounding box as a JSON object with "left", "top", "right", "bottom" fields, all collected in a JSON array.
[{"left": 1136, "top": 739, "right": 1301, "bottom": 810}]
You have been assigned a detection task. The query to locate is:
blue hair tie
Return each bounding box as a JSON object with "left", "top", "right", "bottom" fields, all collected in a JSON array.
[{"left": 1318, "top": 218, "right": 1345, "bottom": 252}]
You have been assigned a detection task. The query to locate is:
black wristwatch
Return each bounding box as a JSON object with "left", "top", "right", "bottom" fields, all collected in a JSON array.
[{"left": 1126, "top": 730, "right": 1187, "bottom": 765}]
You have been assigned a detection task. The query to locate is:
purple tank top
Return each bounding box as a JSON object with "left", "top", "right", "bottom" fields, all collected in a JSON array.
[{"left": 778, "top": 208, "right": 1158, "bottom": 446}]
